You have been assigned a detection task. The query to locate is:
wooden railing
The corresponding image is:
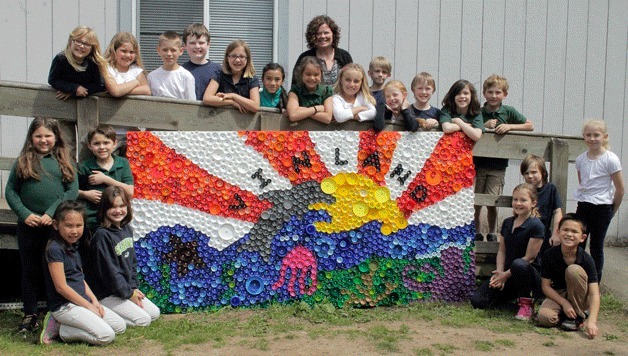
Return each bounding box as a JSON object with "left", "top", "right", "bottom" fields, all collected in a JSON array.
[{"left": 0, "top": 80, "right": 587, "bottom": 255}]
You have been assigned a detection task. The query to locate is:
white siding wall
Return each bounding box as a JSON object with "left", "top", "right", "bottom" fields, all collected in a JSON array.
[
  {"left": 279, "top": 0, "right": 627, "bottom": 241},
  {"left": 0, "top": 0, "right": 120, "bottom": 199}
]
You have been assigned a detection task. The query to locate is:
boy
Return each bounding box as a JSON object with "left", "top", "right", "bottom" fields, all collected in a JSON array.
[
  {"left": 78, "top": 124, "right": 134, "bottom": 232},
  {"left": 474, "top": 74, "right": 533, "bottom": 241},
  {"left": 181, "top": 23, "right": 221, "bottom": 100},
  {"left": 368, "top": 56, "right": 391, "bottom": 107},
  {"left": 410, "top": 72, "right": 440, "bottom": 130},
  {"left": 147, "top": 31, "right": 195, "bottom": 100},
  {"left": 538, "top": 214, "right": 600, "bottom": 339}
]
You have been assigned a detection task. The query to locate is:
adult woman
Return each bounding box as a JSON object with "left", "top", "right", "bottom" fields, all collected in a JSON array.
[{"left": 292, "top": 15, "right": 353, "bottom": 86}]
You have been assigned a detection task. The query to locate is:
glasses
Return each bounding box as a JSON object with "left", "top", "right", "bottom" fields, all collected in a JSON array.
[
  {"left": 228, "top": 54, "right": 247, "bottom": 61},
  {"left": 73, "top": 39, "right": 93, "bottom": 49}
]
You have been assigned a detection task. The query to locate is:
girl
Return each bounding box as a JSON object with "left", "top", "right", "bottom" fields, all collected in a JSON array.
[
  {"left": 520, "top": 154, "right": 563, "bottom": 256},
  {"left": 203, "top": 39, "right": 260, "bottom": 113},
  {"left": 440, "top": 80, "right": 483, "bottom": 141},
  {"left": 260, "top": 62, "right": 288, "bottom": 111},
  {"left": 410, "top": 72, "right": 441, "bottom": 130},
  {"left": 5, "top": 117, "right": 78, "bottom": 332},
  {"left": 287, "top": 56, "right": 333, "bottom": 123},
  {"left": 103, "top": 32, "right": 151, "bottom": 97},
  {"left": 373, "top": 80, "right": 418, "bottom": 132},
  {"left": 332, "top": 63, "right": 376, "bottom": 123},
  {"left": 470, "top": 183, "right": 544, "bottom": 321},
  {"left": 41, "top": 200, "right": 125, "bottom": 345},
  {"left": 574, "top": 119, "right": 624, "bottom": 282},
  {"left": 89, "top": 186, "right": 160, "bottom": 326},
  {"left": 48, "top": 26, "right": 107, "bottom": 101}
]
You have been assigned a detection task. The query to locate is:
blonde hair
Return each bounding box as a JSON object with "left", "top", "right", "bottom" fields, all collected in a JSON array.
[
  {"left": 104, "top": 32, "right": 145, "bottom": 70},
  {"left": 411, "top": 72, "right": 436, "bottom": 92},
  {"left": 222, "top": 40, "right": 256, "bottom": 78},
  {"left": 582, "top": 119, "right": 610, "bottom": 149},
  {"left": 334, "top": 64, "right": 375, "bottom": 105},
  {"left": 483, "top": 74, "right": 509, "bottom": 93},
  {"left": 512, "top": 183, "right": 540, "bottom": 218},
  {"left": 368, "top": 56, "right": 392, "bottom": 73},
  {"left": 64, "top": 26, "right": 107, "bottom": 73},
  {"left": 383, "top": 80, "right": 408, "bottom": 97},
  {"left": 158, "top": 31, "right": 182, "bottom": 47}
]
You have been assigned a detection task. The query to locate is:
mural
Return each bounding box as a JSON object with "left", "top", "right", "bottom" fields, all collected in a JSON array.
[{"left": 127, "top": 130, "right": 477, "bottom": 313}]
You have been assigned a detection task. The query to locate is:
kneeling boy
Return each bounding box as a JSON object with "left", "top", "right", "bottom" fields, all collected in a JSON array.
[{"left": 537, "top": 213, "right": 599, "bottom": 339}]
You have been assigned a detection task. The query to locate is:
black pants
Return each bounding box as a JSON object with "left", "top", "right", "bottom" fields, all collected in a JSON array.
[
  {"left": 470, "top": 258, "right": 541, "bottom": 309},
  {"left": 17, "top": 222, "right": 51, "bottom": 315},
  {"left": 576, "top": 202, "right": 613, "bottom": 282}
]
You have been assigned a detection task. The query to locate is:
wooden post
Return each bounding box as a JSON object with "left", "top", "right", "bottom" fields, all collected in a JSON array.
[
  {"left": 549, "top": 138, "right": 569, "bottom": 214},
  {"left": 76, "top": 97, "right": 99, "bottom": 161}
]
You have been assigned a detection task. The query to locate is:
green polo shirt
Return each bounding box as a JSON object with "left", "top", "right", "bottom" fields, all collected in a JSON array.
[
  {"left": 439, "top": 107, "right": 484, "bottom": 131},
  {"left": 290, "top": 84, "right": 333, "bottom": 107},
  {"left": 475, "top": 104, "right": 528, "bottom": 169},
  {"left": 5, "top": 154, "right": 79, "bottom": 222},
  {"left": 78, "top": 155, "right": 133, "bottom": 230}
]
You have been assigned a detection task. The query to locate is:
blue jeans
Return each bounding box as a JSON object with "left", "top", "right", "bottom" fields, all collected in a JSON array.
[{"left": 576, "top": 202, "right": 613, "bottom": 282}]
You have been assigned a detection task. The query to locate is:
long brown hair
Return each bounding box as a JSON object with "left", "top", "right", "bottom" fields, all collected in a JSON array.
[
  {"left": 98, "top": 186, "right": 133, "bottom": 228},
  {"left": 17, "top": 117, "right": 75, "bottom": 182}
]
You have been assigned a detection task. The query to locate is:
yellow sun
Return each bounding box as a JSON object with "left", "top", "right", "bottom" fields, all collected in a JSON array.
[{"left": 309, "top": 173, "right": 408, "bottom": 235}]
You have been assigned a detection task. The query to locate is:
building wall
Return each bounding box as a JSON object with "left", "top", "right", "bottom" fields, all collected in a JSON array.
[{"left": 0, "top": 0, "right": 626, "bottom": 240}]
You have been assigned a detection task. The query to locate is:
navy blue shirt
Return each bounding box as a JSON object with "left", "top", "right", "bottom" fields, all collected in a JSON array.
[
  {"left": 44, "top": 239, "right": 89, "bottom": 312},
  {"left": 537, "top": 183, "right": 563, "bottom": 256},
  {"left": 182, "top": 60, "right": 222, "bottom": 100},
  {"left": 371, "top": 89, "right": 385, "bottom": 107},
  {"left": 541, "top": 246, "right": 598, "bottom": 290},
  {"left": 212, "top": 71, "right": 260, "bottom": 98},
  {"left": 48, "top": 52, "right": 105, "bottom": 96},
  {"left": 501, "top": 216, "right": 544, "bottom": 269}
]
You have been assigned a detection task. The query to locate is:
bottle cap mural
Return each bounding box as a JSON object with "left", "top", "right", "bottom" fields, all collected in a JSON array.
[{"left": 127, "top": 130, "right": 477, "bottom": 312}]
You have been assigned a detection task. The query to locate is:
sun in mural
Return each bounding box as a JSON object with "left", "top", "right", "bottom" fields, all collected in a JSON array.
[{"left": 127, "top": 130, "right": 477, "bottom": 312}]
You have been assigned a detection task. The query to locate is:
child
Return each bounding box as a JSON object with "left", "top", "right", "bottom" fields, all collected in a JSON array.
[
  {"left": 48, "top": 26, "right": 106, "bottom": 101},
  {"left": 474, "top": 75, "right": 534, "bottom": 241},
  {"left": 78, "top": 124, "right": 134, "bottom": 232},
  {"left": 368, "top": 56, "right": 391, "bottom": 107},
  {"left": 286, "top": 56, "right": 333, "bottom": 123},
  {"left": 40, "top": 200, "right": 126, "bottom": 345},
  {"left": 410, "top": 72, "right": 441, "bottom": 130},
  {"left": 574, "top": 119, "right": 624, "bottom": 282},
  {"left": 260, "top": 62, "right": 288, "bottom": 111},
  {"left": 538, "top": 214, "right": 600, "bottom": 339},
  {"left": 5, "top": 117, "right": 79, "bottom": 332},
  {"left": 332, "top": 63, "right": 376, "bottom": 123},
  {"left": 203, "top": 39, "right": 261, "bottom": 113},
  {"left": 439, "top": 79, "right": 483, "bottom": 141},
  {"left": 89, "top": 186, "right": 161, "bottom": 326},
  {"left": 103, "top": 32, "right": 151, "bottom": 97},
  {"left": 470, "top": 183, "right": 544, "bottom": 321},
  {"left": 520, "top": 154, "right": 563, "bottom": 256},
  {"left": 147, "top": 31, "right": 195, "bottom": 100},
  {"left": 181, "top": 23, "right": 222, "bottom": 100},
  {"left": 373, "top": 80, "right": 418, "bottom": 132}
]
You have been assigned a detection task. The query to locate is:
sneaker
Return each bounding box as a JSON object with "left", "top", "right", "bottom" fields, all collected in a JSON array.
[
  {"left": 486, "top": 233, "right": 498, "bottom": 242},
  {"left": 18, "top": 314, "right": 39, "bottom": 333},
  {"left": 39, "top": 312, "right": 60, "bottom": 345},
  {"left": 561, "top": 316, "right": 584, "bottom": 331},
  {"left": 515, "top": 297, "right": 534, "bottom": 321},
  {"left": 475, "top": 233, "right": 484, "bottom": 241}
]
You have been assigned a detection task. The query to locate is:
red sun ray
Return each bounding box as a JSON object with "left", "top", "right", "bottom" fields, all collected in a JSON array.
[
  {"left": 240, "top": 131, "right": 331, "bottom": 185},
  {"left": 126, "top": 132, "right": 272, "bottom": 223},
  {"left": 396, "top": 132, "right": 476, "bottom": 217},
  {"left": 357, "top": 130, "right": 401, "bottom": 186}
]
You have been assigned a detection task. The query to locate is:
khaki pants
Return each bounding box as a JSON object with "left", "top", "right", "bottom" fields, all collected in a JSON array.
[{"left": 537, "top": 264, "right": 589, "bottom": 327}]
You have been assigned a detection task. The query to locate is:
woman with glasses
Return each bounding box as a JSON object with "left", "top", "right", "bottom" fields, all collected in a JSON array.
[
  {"left": 202, "top": 40, "right": 260, "bottom": 113},
  {"left": 48, "top": 26, "right": 107, "bottom": 101}
]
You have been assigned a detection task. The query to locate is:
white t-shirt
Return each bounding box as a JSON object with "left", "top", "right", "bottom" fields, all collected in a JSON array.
[
  {"left": 147, "top": 66, "right": 195, "bottom": 100},
  {"left": 574, "top": 150, "right": 622, "bottom": 205},
  {"left": 332, "top": 93, "right": 376, "bottom": 123},
  {"left": 107, "top": 64, "right": 144, "bottom": 83}
]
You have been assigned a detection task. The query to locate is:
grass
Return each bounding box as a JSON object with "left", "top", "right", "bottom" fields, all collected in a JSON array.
[{"left": 0, "top": 294, "right": 624, "bottom": 354}]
